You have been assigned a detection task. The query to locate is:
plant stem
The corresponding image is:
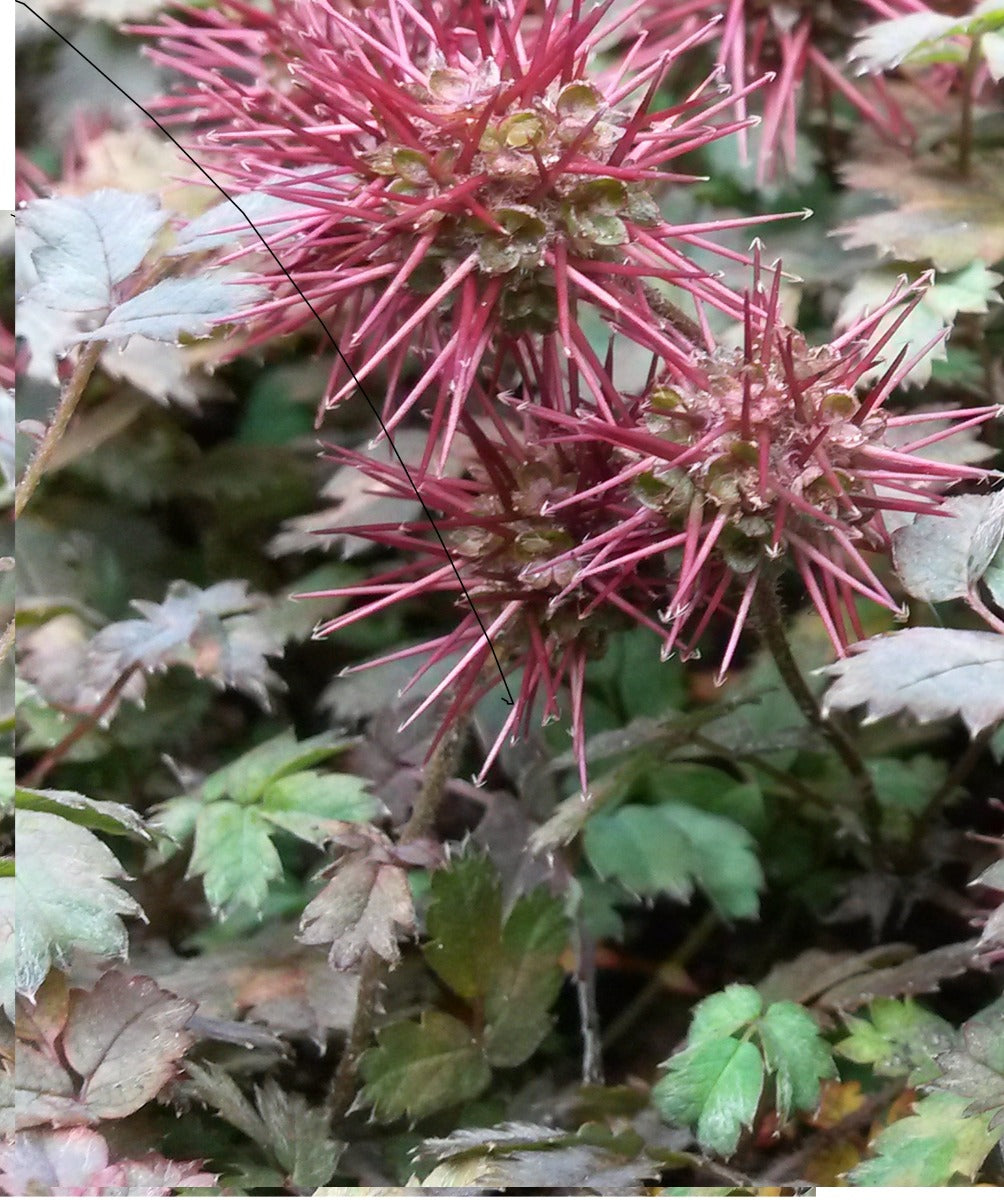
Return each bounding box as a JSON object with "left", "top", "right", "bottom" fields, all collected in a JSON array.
[
  {"left": 752, "top": 578, "right": 885, "bottom": 861},
  {"left": 958, "top": 35, "right": 982, "bottom": 179},
  {"left": 327, "top": 716, "right": 467, "bottom": 1123},
  {"left": 0, "top": 620, "right": 14, "bottom": 669},
  {"left": 399, "top": 718, "right": 466, "bottom": 842},
  {"left": 602, "top": 909, "right": 717, "bottom": 1051},
  {"left": 22, "top": 664, "right": 140, "bottom": 788},
  {"left": 15, "top": 340, "right": 105, "bottom": 520}
]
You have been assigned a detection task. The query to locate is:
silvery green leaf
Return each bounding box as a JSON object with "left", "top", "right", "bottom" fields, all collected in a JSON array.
[
  {"left": 81, "top": 275, "right": 266, "bottom": 343},
  {"left": 20, "top": 190, "right": 167, "bottom": 313},
  {"left": 892, "top": 491, "right": 1004, "bottom": 602},
  {"left": 822, "top": 628, "right": 1004, "bottom": 736}
]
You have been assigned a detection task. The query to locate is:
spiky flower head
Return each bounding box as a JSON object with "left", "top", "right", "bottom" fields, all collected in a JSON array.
[
  {"left": 638, "top": 0, "right": 929, "bottom": 180},
  {"left": 138, "top": 0, "right": 797, "bottom": 458},
  {"left": 304, "top": 387, "right": 680, "bottom": 795},
  {"left": 558, "top": 262, "right": 999, "bottom": 673}
]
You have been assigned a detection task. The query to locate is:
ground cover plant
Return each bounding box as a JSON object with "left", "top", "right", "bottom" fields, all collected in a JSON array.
[{"left": 6, "top": 0, "right": 1004, "bottom": 1191}]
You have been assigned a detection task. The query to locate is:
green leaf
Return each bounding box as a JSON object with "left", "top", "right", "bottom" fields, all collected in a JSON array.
[
  {"left": 837, "top": 998, "right": 956, "bottom": 1086},
  {"left": 758, "top": 1001, "right": 837, "bottom": 1120},
  {"left": 15, "top": 786, "right": 153, "bottom": 844},
  {"left": 188, "top": 802, "right": 283, "bottom": 919},
  {"left": 15, "top": 811, "right": 144, "bottom": 999},
  {"left": 359, "top": 1012, "right": 491, "bottom": 1122},
  {"left": 258, "top": 770, "right": 376, "bottom": 844},
  {"left": 254, "top": 1079, "right": 344, "bottom": 1188},
  {"left": 654, "top": 1038, "right": 764, "bottom": 1157},
  {"left": 200, "top": 732, "right": 346, "bottom": 806},
  {"left": 689, "top": 984, "right": 763, "bottom": 1044},
  {"left": 482, "top": 888, "right": 568, "bottom": 1068},
  {"left": 423, "top": 855, "right": 503, "bottom": 1000},
  {"left": 584, "top": 803, "right": 762, "bottom": 918},
  {"left": 848, "top": 1092, "right": 998, "bottom": 1185}
]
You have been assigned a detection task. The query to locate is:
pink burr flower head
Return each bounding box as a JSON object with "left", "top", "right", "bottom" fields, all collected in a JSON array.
[
  {"left": 305, "top": 392, "right": 679, "bottom": 797},
  {"left": 139, "top": 0, "right": 791, "bottom": 458},
  {"left": 565, "top": 264, "right": 999, "bottom": 676}
]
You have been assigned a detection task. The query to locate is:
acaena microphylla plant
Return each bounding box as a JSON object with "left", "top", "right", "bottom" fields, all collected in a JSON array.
[
  {"left": 136, "top": 0, "right": 806, "bottom": 462},
  {"left": 543, "top": 263, "right": 1000, "bottom": 670},
  {"left": 638, "top": 0, "right": 931, "bottom": 180}
]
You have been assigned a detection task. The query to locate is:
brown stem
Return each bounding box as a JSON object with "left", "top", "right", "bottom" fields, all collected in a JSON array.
[
  {"left": 399, "top": 718, "right": 466, "bottom": 842},
  {"left": 21, "top": 664, "right": 140, "bottom": 788},
  {"left": 958, "top": 36, "right": 982, "bottom": 179},
  {"left": 327, "top": 715, "right": 467, "bottom": 1123},
  {"left": 752, "top": 578, "right": 885, "bottom": 862},
  {"left": 15, "top": 341, "right": 105, "bottom": 520},
  {"left": 326, "top": 945, "right": 384, "bottom": 1123},
  {"left": 602, "top": 909, "right": 718, "bottom": 1051}
]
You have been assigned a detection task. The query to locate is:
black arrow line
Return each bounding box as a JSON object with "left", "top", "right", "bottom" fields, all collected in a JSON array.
[{"left": 16, "top": 0, "right": 516, "bottom": 705}]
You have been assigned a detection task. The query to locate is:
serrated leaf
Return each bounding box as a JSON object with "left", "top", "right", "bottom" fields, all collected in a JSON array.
[
  {"left": 814, "top": 941, "right": 979, "bottom": 1011},
  {"left": 258, "top": 771, "right": 377, "bottom": 844},
  {"left": 254, "top": 1079, "right": 344, "bottom": 1187},
  {"left": 359, "top": 1011, "right": 491, "bottom": 1122},
  {"left": 840, "top": 150, "right": 1004, "bottom": 271},
  {"left": 183, "top": 1060, "right": 269, "bottom": 1145},
  {"left": 20, "top": 190, "right": 167, "bottom": 313},
  {"left": 16, "top": 971, "right": 196, "bottom": 1127},
  {"left": 934, "top": 1000, "right": 1004, "bottom": 1130},
  {"left": 188, "top": 802, "right": 283, "bottom": 919},
  {"left": 758, "top": 1001, "right": 837, "bottom": 1120},
  {"left": 654, "top": 1037, "right": 764, "bottom": 1157},
  {"left": 417, "top": 1123, "right": 657, "bottom": 1190},
  {"left": 200, "top": 731, "right": 347, "bottom": 806},
  {"left": 15, "top": 786, "right": 152, "bottom": 844},
  {"left": 482, "top": 888, "right": 568, "bottom": 1068},
  {"left": 584, "top": 802, "right": 762, "bottom": 918},
  {"left": 298, "top": 839, "right": 414, "bottom": 969},
  {"left": 837, "top": 998, "right": 957, "bottom": 1086},
  {"left": 81, "top": 275, "right": 267, "bottom": 343},
  {"left": 848, "top": 1092, "right": 998, "bottom": 1185},
  {"left": 821, "top": 628, "right": 1004, "bottom": 736},
  {"left": 0, "top": 1128, "right": 214, "bottom": 1194},
  {"left": 851, "top": 12, "right": 957, "bottom": 72},
  {"left": 86, "top": 579, "right": 282, "bottom": 707},
  {"left": 423, "top": 855, "right": 503, "bottom": 1000},
  {"left": 893, "top": 492, "right": 1004, "bottom": 603},
  {"left": 15, "top": 811, "right": 144, "bottom": 999},
  {"left": 689, "top": 984, "right": 763, "bottom": 1044}
]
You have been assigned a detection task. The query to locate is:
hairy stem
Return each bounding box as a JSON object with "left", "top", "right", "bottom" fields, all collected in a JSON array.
[
  {"left": 958, "top": 35, "right": 982, "bottom": 179},
  {"left": 752, "top": 579, "right": 885, "bottom": 861},
  {"left": 15, "top": 340, "right": 105, "bottom": 520},
  {"left": 22, "top": 664, "right": 140, "bottom": 788},
  {"left": 328, "top": 716, "right": 467, "bottom": 1122}
]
